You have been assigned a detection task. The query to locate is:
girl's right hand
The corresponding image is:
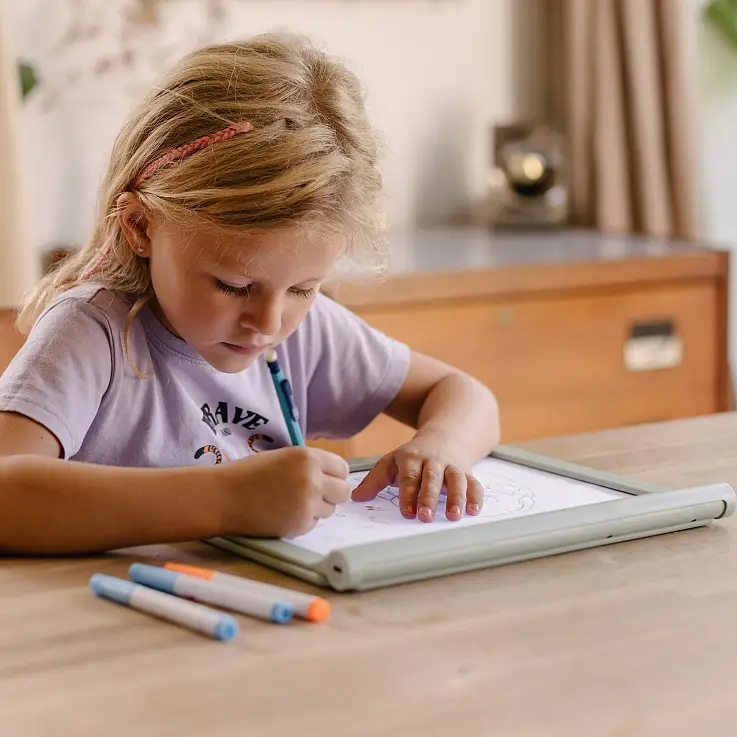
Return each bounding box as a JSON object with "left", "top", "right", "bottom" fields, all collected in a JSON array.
[{"left": 215, "top": 446, "right": 351, "bottom": 538}]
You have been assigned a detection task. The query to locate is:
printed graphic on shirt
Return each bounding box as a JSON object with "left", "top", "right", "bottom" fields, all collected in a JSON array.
[
  {"left": 247, "top": 433, "right": 274, "bottom": 452},
  {"left": 195, "top": 400, "right": 275, "bottom": 464},
  {"left": 194, "top": 444, "right": 227, "bottom": 464},
  {"left": 200, "top": 401, "right": 269, "bottom": 433}
]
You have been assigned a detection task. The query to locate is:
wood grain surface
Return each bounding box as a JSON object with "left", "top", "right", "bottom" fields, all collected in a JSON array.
[{"left": 2, "top": 413, "right": 737, "bottom": 735}]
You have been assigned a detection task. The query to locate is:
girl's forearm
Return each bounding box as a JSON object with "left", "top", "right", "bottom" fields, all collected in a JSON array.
[
  {"left": 0, "top": 455, "right": 222, "bottom": 555},
  {"left": 415, "top": 374, "right": 500, "bottom": 467}
]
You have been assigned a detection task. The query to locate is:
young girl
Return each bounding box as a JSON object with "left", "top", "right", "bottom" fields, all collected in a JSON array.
[{"left": 0, "top": 33, "right": 499, "bottom": 554}]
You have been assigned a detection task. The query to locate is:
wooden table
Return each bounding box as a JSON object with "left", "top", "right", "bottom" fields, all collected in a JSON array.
[{"left": 4, "top": 413, "right": 737, "bottom": 736}]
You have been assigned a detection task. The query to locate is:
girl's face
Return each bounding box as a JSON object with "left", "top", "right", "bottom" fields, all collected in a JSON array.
[{"left": 144, "top": 218, "right": 344, "bottom": 373}]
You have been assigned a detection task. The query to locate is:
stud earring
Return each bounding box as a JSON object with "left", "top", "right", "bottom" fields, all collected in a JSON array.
[{"left": 136, "top": 246, "right": 145, "bottom": 254}]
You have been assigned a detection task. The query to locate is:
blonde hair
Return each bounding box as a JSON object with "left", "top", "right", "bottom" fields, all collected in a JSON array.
[{"left": 18, "top": 33, "right": 386, "bottom": 334}]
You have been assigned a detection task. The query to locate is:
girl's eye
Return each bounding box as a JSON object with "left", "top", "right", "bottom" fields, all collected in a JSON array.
[
  {"left": 215, "top": 279, "right": 251, "bottom": 297},
  {"left": 289, "top": 287, "right": 316, "bottom": 300},
  {"left": 215, "top": 279, "right": 315, "bottom": 300}
]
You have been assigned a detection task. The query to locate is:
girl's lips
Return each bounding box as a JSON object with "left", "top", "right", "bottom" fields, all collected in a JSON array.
[{"left": 222, "top": 342, "right": 267, "bottom": 355}]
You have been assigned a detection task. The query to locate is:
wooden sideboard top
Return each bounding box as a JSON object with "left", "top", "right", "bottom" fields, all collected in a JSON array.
[{"left": 326, "top": 227, "right": 729, "bottom": 309}]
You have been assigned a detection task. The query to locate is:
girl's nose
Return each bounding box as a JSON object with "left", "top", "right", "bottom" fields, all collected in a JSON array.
[{"left": 239, "top": 293, "right": 282, "bottom": 337}]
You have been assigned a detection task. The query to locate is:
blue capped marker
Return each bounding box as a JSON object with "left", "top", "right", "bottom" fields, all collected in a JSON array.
[
  {"left": 89, "top": 573, "right": 238, "bottom": 641},
  {"left": 265, "top": 347, "right": 305, "bottom": 446},
  {"left": 128, "top": 563, "right": 293, "bottom": 624}
]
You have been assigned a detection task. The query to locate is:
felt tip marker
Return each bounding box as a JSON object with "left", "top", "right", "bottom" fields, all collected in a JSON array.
[
  {"left": 128, "top": 564, "right": 293, "bottom": 624},
  {"left": 265, "top": 347, "right": 305, "bottom": 446},
  {"left": 164, "top": 563, "right": 331, "bottom": 623},
  {"left": 89, "top": 573, "right": 238, "bottom": 641}
]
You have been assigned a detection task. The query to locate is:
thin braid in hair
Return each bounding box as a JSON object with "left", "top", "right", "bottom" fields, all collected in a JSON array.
[
  {"left": 82, "top": 121, "right": 253, "bottom": 281},
  {"left": 132, "top": 121, "right": 253, "bottom": 188},
  {"left": 80, "top": 235, "right": 115, "bottom": 281}
]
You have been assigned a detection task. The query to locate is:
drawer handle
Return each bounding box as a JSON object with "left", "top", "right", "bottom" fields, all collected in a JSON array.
[{"left": 623, "top": 320, "right": 683, "bottom": 372}]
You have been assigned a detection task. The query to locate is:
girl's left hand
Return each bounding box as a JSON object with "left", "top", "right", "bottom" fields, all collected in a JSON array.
[{"left": 350, "top": 434, "right": 485, "bottom": 522}]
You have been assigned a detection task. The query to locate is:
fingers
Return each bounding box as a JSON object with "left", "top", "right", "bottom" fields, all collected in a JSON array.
[
  {"left": 314, "top": 499, "right": 337, "bottom": 520},
  {"left": 344, "top": 446, "right": 485, "bottom": 525},
  {"left": 415, "top": 464, "right": 481, "bottom": 523},
  {"left": 466, "top": 474, "right": 484, "bottom": 516},
  {"left": 322, "top": 476, "right": 352, "bottom": 506},
  {"left": 417, "top": 460, "right": 445, "bottom": 523},
  {"left": 351, "top": 453, "right": 395, "bottom": 502},
  {"left": 443, "top": 466, "right": 468, "bottom": 521},
  {"left": 309, "top": 447, "right": 350, "bottom": 479},
  {"left": 396, "top": 455, "right": 423, "bottom": 519},
  {"left": 289, "top": 465, "right": 348, "bottom": 537}
]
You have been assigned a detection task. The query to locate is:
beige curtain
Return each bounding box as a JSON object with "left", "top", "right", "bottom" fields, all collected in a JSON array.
[
  {"left": 545, "top": 0, "right": 700, "bottom": 240},
  {"left": 0, "top": 10, "right": 36, "bottom": 310}
]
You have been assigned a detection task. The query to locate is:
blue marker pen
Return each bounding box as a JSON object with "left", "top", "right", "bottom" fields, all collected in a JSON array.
[
  {"left": 265, "top": 347, "right": 305, "bottom": 446},
  {"left": 89, "top": 573, "right": 238, "bottom": 641},
  {"left": 128, "top": 563, "right": 293, "bottom": 624}
]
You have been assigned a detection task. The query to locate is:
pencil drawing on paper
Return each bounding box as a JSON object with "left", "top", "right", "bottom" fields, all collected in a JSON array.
[
  {"left": 373, "top": 473, "right": 536, "bottom": 520},
  {"left": 307, "top": 473, "right": 536, "bottom": 542},
  {"left": 287, "top": 458, "right": 628, "bottom": 556}
]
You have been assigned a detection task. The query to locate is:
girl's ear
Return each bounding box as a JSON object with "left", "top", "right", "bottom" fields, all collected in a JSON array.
[{"left": 117, "top": 193, "right": 152, "bottom": 257}]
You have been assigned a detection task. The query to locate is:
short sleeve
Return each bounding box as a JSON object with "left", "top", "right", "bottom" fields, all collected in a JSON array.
[
  {"left": 301, "top": 294, "right": 411, "bottom": 439},
  {"left": 0, "top": 297, "right": 114, "bottom": 458}
]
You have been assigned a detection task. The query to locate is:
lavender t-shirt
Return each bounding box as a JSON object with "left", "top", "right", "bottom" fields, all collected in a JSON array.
[{"left": 0, "top": 285, "right": 410, "bottom": 466}]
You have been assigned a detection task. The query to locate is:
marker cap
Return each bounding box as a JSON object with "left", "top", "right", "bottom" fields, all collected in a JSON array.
[
  {"left": 306, "top": 598, "right": 331, "bottom": 623},
  {"left": 89, "top": 573, "right": 135, "bottom": 605},
  {"left": 129, "top": 562, "right": 177, "bottom": 593}
]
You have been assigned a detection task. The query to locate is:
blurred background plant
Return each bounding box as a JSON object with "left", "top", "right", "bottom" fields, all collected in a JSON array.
[
  {"left": 705, "top": 0, "right": 737, "bottom": 49},
  {"left": 17, "top": 61, "right": 38, "bottom": 101}
]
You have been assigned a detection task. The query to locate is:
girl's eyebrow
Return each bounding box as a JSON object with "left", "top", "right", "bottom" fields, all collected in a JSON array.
[
  {"left": 210, "top": 264, "right": 254, "bottom": 280},
  {"left": 229, "top": 257, "right": 329, "bottom": 282},
  {"left": 298, "top": 274, "right": 329, "bottom": 283},
  {"left": 219, "top": 266, "right": 327, "bottom": 284}
]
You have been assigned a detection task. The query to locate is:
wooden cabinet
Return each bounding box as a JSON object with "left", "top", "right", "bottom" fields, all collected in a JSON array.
[{"left": 313, "top": 228, "right": 732, "bottom": 458}]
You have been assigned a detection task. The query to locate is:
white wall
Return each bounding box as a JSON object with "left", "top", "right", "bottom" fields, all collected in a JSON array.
[
  {"left": 691, "top": 0, "right": 737, "bottom": 382},
  {"left": 3, "top": 0, "right": 543, "bottom": 254},
  {"left": 694, "top": 0, "right": 737, "bottom": 245}
]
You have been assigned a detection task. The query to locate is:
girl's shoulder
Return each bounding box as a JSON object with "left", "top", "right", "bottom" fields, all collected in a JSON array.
[
  {"left": 27, "top": 285, "right": 140, "bottom": 374},
  {"left": 38, "top": 284, "right": 134, "bottom": 336}
]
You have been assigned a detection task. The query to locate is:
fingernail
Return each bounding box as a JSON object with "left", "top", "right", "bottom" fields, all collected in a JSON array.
[
  {"left": 401, "top": 503, "right": 416, "bottom": 518},
  {"left": 468, "top": 503, "right": 480, "bottom": 515},
  {"left": 419, "top": 505, "right": 434, "bottom": 522},
  {"left": 448, "top": 504, "right": 461, "bottom": 518}
]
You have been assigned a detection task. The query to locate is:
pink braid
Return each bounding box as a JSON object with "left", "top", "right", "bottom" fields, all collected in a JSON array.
[
  {"left": 80, "top": 236, "right": 115, "bottom": 281},
  {"left": 82, "top": 121, "right": 253, "bottom": 280},
  {"left": 132, "top": 121, "right": 253, "bottom": 188}
]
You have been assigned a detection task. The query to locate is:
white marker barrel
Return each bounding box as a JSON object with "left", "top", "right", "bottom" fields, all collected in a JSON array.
[
  {"left": 165, "top": 563, "right": 330, "bottom": 622},
  {"left": 129, "top": 564, "right": 293, "bottom": 624},
  {"left": 89, "top": 573, "right": 238, "bottom": 641}
]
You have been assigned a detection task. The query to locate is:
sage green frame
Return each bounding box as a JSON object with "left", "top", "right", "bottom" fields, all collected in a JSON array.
[{"left": 208, "top": 445, "right": 735, "bottom": 591}]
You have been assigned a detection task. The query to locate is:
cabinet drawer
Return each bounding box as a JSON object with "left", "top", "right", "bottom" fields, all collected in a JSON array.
[{"left": 332, "top": 282, "right": 720, "bottom": 455}]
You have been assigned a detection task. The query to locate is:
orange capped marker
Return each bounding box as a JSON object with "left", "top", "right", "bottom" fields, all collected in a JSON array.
[{"left": 165, "top": 563, "right": 330, "bottom": 623}]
